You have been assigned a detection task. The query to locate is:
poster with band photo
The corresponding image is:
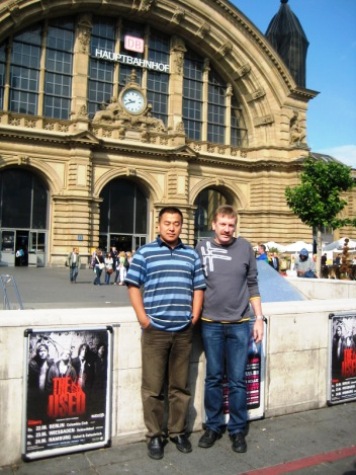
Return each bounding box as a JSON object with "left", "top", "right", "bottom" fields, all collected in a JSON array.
[
  {"left": 22, "top": 326, "right": 113, "bottom": 461},
  {"left": 328, "top": 313, "right": 356, "bottom": 405}
]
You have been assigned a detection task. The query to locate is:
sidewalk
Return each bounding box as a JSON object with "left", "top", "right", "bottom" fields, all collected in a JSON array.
[
  {"left": 0, "top": 266, "right": 131, "bottom": 309},
  {"left": 2, "top": 403, "right": 356, "bottom": 475},
  {"left": 1, "top": 267, "right": 356, "bottom": 474}
]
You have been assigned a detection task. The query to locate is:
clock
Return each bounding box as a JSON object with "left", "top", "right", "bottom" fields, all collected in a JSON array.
[{"left": 120, "top": 87, "right": 146, "bottom": 115}]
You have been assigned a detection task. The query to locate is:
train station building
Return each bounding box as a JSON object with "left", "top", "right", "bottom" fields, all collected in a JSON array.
[{"left": 0, "top": 0, "right": 355, "bottom": 266}]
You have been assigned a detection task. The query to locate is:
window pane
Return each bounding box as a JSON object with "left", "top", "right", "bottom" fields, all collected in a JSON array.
[
  {"left": 0, "top": 169, "right": 48, "bottom": 229},
  {"left": 231, "top": 96, "right": 247, "bottom": 147},
  {"left": 44, "top": 19, "right": 74, "bottom": 119},
  {"left": 183, "top": 50, "right": 204, "bottom": 140},
  {"left": 10, "top": 26, "right": 41, "bottom": 115},
  {"left": 0, "top": 170, "right": 31, "bottom": 227},
  {"left": 135, "top": 188, "right": 147, "bottom": 234},
  {"left": 99, "top": 179, "right": 147, "bottom": 235},
  {"left": 208, "top": 69, "right": 226, "bottom": 144},
  {"left": 0, "top": 42, "right": 5, "bottom": 109},
  {"left": 32, "top": 179, "right": 47, "bottom": 229},
  {"left": 89, "top": 17, "right": 116, "bottom": 118}
]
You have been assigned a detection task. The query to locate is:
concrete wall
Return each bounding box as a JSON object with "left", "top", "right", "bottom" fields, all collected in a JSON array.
[
  {"left": 1, "top": 299, "right": 356, "bottom": 467},
  {"left": 287, "top": 277, "right": 356, "bottom": 300}
]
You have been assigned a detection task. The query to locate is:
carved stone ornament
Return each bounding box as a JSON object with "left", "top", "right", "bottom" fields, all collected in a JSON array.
[
  {"left": 18, "top": 155, "right": 30, "bottom": 165},
  {"left": 233, "top": 64, "right": 251, "bottom": 81},
  {"left": 171, "top": 37, "right": 186, "bottom": 75},
  {"left": 253, "top": 115, "right": 274, "bottom": 127},
  {"left": 92, "top": 97, "right": 166, "bottom": 139},
  {"left": 171, "top": 7, "right": 185, "bottom": 25},
  {"left": 77, "top": 15, "right": 92, "bottom": 54},
  {"left": 246, "top": 88, "right": 266, "bottom": 102},
  {"left": 289, "top": 111, "right": 306, "bottom": 145},
  {"left": 195, "top": 23, "right": 210, "bottom": 40},
  {"left": 6, "top": 1, "right": 20, "bottom": 18},
  {"left": 215, "top": 42, "right": 233, "bottom": 58},
  {"left": 136, "top": 0, "right": 155, "bottom": 13}
]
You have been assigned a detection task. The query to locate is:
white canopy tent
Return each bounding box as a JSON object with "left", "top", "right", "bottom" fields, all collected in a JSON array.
[
  {"left": 323, "top": 238, "right": 356, "bottom": 252},
  {"left": 283, "top": 241, "right": 313, "bottom": 253},
  {"left": 263, "top": 241, "right": 286, "bottom": 252}
]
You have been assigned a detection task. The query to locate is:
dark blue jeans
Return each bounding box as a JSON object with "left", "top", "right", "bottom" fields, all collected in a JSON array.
[
  {"left": 201, "top": 321, "right": 250, "bottom": 435},
  {"left": 93, "top": 265, "right": 103, "bottom": 285},
  {"left": 69, "top": 265, "right": 78, "bottom": 282}
]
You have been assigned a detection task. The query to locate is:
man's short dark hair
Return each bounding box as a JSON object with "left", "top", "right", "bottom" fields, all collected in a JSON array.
[
  {"left": 158, "top": 207, "right": 183, "bottom": 222},
  {"left": 259, "top": 244, "right": 266, "bottom": 253}
]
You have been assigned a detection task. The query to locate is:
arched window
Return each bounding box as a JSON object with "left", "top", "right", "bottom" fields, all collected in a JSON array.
[
  {"left": 99, "top": 178, "right": 148, "bottom": 252},
  {"left": 0, "top": 168, "right": 47, "bottom": 229},
  {"left": 0, "top": 14, "right": 246, "bottom": 147},
  {"left": 6, "top": 19, "right": 74, "bottom": 118},
  {"left": 194, "top": 188, "right": 228, "bottom": 243}
]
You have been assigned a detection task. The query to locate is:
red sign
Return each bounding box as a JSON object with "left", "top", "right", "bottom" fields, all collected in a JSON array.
[{"left": 124, "top": 35, "right": 144, "bottom": 53}]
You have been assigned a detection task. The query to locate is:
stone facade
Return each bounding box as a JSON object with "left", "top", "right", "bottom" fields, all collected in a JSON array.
[{"left": 0, "top": 0, "right": 355, "bottom": 266}]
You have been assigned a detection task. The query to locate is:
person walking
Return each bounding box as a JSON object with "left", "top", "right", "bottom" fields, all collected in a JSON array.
[
  {"left": 66, "top": 247, "right": 81, "bottom": 283},
  {"left": 104, "top": 252, "right": 114, "bottom": 285},
  {"left": 195, "top": 205, "right": 264, "bottom": 454},
  {"left": 93, "top": 249, "right": 105, "bottom": 285},
  {"left": 125, "top": 206, "right": 205, "bottom": 460}
]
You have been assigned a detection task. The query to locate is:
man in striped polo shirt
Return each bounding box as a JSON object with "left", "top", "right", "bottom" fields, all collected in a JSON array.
[{"left": 125, "top": 206, "right": 206, "bottom": 460}]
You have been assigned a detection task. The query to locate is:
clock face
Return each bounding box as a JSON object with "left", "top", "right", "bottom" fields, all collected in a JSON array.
[{"left": 121, "top": 88, "right": 146, "bottom": 114}]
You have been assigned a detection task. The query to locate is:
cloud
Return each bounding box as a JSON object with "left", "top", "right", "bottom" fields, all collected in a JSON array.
[{"left": 317, "top": 145, "right": 356, "bottom": 169}]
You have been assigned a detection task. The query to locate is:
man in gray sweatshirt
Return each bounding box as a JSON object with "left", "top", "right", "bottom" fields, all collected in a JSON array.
[{"left": 196, "top": 205, "right": 264, "bottom": 454}]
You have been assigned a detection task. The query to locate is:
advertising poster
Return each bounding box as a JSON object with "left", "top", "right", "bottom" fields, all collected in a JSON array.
[
  {"left": 328, "top": 313, "right": 356, "bottom": 405},
  {"left": 22, "top": 326, "right": 112, "bottom": 461},
  {"left": 223, "top": 318, "right": 267, "bottom": 423}
]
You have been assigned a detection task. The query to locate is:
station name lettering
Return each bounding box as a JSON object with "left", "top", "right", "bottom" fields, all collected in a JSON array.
[{"left": 95, "top": 49, "right": 170, "bottom": 72}]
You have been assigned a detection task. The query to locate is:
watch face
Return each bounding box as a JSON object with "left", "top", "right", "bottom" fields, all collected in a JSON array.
[{"left": 122, "top": 89, "right": 145, "bottom": 114}]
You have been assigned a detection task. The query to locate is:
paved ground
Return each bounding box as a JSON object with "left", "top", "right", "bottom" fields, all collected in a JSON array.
[
  {"left": 1, "top": 403, "right": 355, "bottom": 475},
  {"left": 0, "top": 266, "right": 131, "bottom": 309},
  {"left": 1, "top": 267, "right": 356, "bottom": 474}
]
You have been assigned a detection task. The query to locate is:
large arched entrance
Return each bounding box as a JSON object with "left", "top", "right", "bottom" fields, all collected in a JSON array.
[
  {"left": 194, "top": 187, "right": 232, "bottom": 244},
  {"left": 0, "top": 168, "right": 48, "bottom": 266},
  {"left": 99, "top": 178, "right": 148, "bottom": 253}
]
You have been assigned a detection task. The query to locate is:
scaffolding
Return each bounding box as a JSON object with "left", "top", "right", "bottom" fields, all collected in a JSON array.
[{"left": 0, "top": 274, "right": 24, "bottom": 310}]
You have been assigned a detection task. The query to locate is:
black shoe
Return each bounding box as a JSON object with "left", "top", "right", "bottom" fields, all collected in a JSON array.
[
  {"left": 198, "top": 428, "right": 221, "bottom": 448},
  {"left": 230, "top": 432, "right": 247, "bottom": 453},
  {"left": 147, "top": 436, "right": 164, "bottom": 460},
  {"left": 170, "top": 434, "right": 192, "bottom": 453}
]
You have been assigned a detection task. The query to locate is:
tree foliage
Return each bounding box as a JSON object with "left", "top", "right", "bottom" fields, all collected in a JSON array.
[{"left": 285, "top": 157, "right": 356, "bottom": 230}]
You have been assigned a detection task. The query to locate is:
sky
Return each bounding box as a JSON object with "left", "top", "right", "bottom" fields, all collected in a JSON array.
[{"left": 230, "top": 0, "right": 356, "bottom": 169}]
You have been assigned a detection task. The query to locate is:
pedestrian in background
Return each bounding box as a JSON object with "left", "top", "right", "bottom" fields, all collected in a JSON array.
[
  {"left": 104, "top": 252, "right": 114, "bottom": 285},
  {"left": 66, "top": 247, "right": 81, "bottom": 283},
  {"left": 93, "top": 249, "right": 105, "bottom": 285}
]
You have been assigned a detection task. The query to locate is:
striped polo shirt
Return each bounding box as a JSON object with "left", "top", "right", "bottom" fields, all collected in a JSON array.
[{"left": 125, "top": 237, "right": 206, "bottom": 331}]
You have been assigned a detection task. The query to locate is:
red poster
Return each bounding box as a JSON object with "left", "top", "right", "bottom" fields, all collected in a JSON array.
[{"left": 329, "top": 313, "right": 356, "bottom": 404}]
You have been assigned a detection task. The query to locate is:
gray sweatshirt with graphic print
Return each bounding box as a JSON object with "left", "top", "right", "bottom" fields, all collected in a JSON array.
[{"left": 196, "top": 237, "right": 260, "bottom": 322}]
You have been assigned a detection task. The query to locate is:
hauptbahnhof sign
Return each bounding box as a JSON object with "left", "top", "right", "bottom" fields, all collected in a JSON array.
[{"left": 95, "top": 49, "right": 170, "bottom": 73}]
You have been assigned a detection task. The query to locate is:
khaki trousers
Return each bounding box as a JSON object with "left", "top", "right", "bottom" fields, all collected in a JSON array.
[{"left": 141, "top": 325, "right": 193, "bottom": 438}]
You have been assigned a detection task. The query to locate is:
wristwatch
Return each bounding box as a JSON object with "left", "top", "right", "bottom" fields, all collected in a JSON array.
[{"left": 255, "top": 315, "right": 265, "bottom": 321}]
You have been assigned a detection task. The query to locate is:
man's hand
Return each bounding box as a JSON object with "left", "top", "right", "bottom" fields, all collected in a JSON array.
[
  {"left": 253, "top": 319, "right": 264, "bottom": 343},
  {"left": 140, "top": 317, "right": 151, "bottom": 329}
]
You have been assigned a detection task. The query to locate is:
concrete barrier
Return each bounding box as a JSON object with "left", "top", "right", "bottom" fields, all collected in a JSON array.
[
  {"left": 1, "top": 298, "right": 356, "bottom": 466},
  {"left": 286, "top": 277, "right": 356, "bottom": 300}
]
